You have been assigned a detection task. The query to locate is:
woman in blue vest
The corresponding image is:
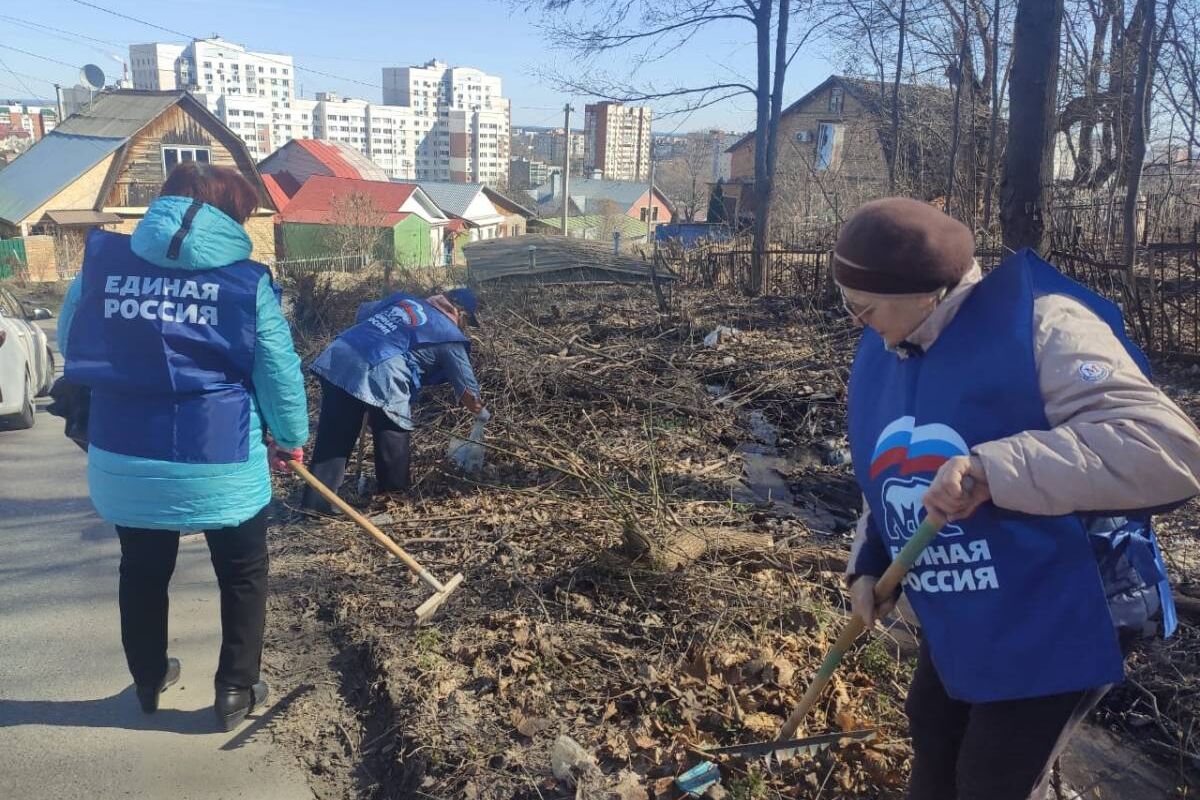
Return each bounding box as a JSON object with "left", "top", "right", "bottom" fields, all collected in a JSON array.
[
  {"left": 837, "top": 198, "right": 1200, "bottom": 799},
  {"left": 58, "top": 163, "right": 309, "bottom": 731},
  {"left": 300, "top": 287, "right": 487, "bottom": 513}
]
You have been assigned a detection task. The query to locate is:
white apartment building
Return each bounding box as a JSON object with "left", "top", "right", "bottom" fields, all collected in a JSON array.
[
  {"left": 584, "top": 101, "right": 652, "bottom": 182},
  {"left": 130, "top": 38, "right": 306, "bottom": 160},
  {"left": 130, "top": 46, "right": 508, "bottom": 183},
  {"left": 382, "top": 60, "right": 510, "bottom": 184},
  {"left": 129, "top": 43, "right": 184, "bottom": 91}
]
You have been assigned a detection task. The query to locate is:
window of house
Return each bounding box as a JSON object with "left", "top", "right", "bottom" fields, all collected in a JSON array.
[
  {"left": 162, "top": 145, "right": 211, "bottom": 174},
  {"left": 815, "top": 122, "right": 845, "bottom": 171},
  {"left": 829, "top": 87, "right": 844, "bottom": 113}
]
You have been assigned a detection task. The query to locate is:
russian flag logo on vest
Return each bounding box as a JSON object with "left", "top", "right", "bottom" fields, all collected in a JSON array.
[
  {"left": 871, "top": 416, "right": 971, "bottom": 542},
  {"left": 395, "top": 299, "right": 428, "bottom": 327},
  {"left": 869, "top": 416, "right": 969, "bottom": 480}
]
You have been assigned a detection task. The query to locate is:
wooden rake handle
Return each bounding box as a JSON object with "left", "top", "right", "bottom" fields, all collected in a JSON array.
[
  {"left": 288, "top": 460, "right": 446, "bottom": 592},
  {"left": 777, "top": 510, "right": 949, "bottom": 740}
]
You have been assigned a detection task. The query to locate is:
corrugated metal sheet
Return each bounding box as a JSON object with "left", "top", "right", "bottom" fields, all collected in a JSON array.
[
  {"left": 417, "top": 182, "right": 485, "bottom": 219},
  {"left": 464, "top": 234, "right": 676, "bottom": 285},
  {"left": 0, "top": 133, "right": 124, "bottom": 225},
  {"left": 54, "top": 91, "right": 183, "bottom": 138},
  {"left": 528, "top": 178, "right": 649, "bottom": 211},
  {"left": 42, "top": 209, "right": 123, "bottom": 225},
  {"left": 279, "top": 175, "right": 416, "bottom": 226}
]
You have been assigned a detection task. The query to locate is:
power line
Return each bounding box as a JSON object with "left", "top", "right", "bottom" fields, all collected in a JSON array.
[
  {"left": 65, "top": 0, "right": 382, "bottom": 91},
  {"left": 0, "top": 54, "right": 39, "bottom": 97},
  {"left": 0, "top": 43, "right": 78, "bottom": 70},
  {"left": 0, "top": 12, "right": 127, "bottom": 50}
]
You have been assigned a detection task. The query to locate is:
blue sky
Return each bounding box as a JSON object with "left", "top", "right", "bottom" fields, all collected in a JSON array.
[{"left": 0, "top": 0, "right": 835, "bottom": 133}]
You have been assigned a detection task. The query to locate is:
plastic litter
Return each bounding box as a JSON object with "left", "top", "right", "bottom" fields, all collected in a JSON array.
[
  {"left": 676, "top": 761, "right": 721, "bottom": 797},
  {"left": 550, "top": 735, "right": 598, "bottom": 784},
  {"left": 447, "top": 417, "right": 487, "bottom": 473},
  {"left": 703, "top": 326, "right": 740, "bottom": 348}
]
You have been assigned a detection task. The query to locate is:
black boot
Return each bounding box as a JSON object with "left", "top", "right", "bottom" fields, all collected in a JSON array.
[
  {"left": 136, "top": 658, "right": 181, "bottom": 714},
  {"left": 214, "top": 680, "right": 269, "bottom": 732}
]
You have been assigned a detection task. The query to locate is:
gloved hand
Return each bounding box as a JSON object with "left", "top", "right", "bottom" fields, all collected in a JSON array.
[
  {"left": 849, "top": 575, "right": 896, "bottom": 629},
  {"left": 268, "top": 442, "right": 304, "bottom": 473},
  {"left": 475, "top": 406, "right": 492, "bottom": 423}
]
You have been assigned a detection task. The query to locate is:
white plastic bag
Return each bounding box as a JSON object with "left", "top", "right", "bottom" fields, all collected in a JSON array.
[{"left": 447, "top": 418, "right": 487, "bottom": 473}]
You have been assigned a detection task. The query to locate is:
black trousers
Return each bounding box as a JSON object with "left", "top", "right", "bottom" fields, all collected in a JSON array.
[
  {"left": 115, "top": 507, "right": 269, "bottom": 690},
  {"left": 301, "top": 378, "right": 411, "bottom": 512},
  {"left": 906, "top": 642, "right": 1108, "bottom": 800}
]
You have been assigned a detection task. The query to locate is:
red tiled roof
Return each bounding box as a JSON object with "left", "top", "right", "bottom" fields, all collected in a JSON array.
[
  {"left": 294, "top": 138, "right": 362, "bottom": 179},
  {"left": 261, "top": 174, "right": 292, "bottom": 213},
  {"left": 279, "top": 175, "right": 417, "bottom": 227}
]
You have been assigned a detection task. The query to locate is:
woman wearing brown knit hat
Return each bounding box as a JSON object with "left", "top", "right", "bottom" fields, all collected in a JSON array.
[{"left": 838, "top": 197, "right": 1200, "bottom": 799}]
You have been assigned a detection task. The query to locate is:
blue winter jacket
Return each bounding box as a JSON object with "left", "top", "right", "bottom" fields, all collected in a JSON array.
[{"left": 58, "top": 197, "right": 309, "bottom": 530}]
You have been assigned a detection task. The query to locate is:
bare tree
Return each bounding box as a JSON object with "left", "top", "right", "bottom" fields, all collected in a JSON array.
[
  {"left": 1001, "top": 0, "right": 1065, "bottom": 251},
  {"left": 325, "top": 190, "right": 391, "bottom": 273},
  {"left": 524, "top": 0, "right": 830, "bottom": 294},
  {"left": 656, "top": 133, "right": 720, "bottom": 221}
]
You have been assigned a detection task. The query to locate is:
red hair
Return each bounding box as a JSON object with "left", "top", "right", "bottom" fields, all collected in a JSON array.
[{"left": 160, "top": 162, "right": 260, "bottom": 224}]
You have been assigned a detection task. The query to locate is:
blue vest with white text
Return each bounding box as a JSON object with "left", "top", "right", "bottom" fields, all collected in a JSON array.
[
  {"left": 337, "top": 292, "right": 468, "bottom": 385},
  {"left": 65, "top": 229, "right": 266, "bottom": 464},
  {"left": 848, "top": 249, "right": 1175, "bottom": 703}
]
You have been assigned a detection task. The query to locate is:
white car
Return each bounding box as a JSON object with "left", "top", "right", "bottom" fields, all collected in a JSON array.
[{"left": 0, "top": 286, "right": 55, "bottom": 430}]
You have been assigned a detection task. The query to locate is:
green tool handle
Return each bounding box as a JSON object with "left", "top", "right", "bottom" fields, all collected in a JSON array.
[{"left": 777, "top": 510, "right": 947, "bottom": 740}]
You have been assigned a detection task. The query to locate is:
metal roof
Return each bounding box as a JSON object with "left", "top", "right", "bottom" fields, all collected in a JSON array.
[
  {"left": 528, "top": 178, "right": 651, "bottom": 210},
  {"left": 417, "top": 182, "right": 485, "bottom": 219},
  {"left": 464, "top": 234, "right": 676, "bottom": 285},
  {"left": 531, "top": 214, "right": 649, "bottom": 238},
  {"left": 279, "top": 175, "right": 417, "bottom": 227},
  {"left": 0, "top": 134, "right": 124, "bottom": 225},
  {"left": 41, "top": 209, "right": 123, "bottom": 225},
  {"left": 54, "top": 90, "right": 185, "bottom": 139}
]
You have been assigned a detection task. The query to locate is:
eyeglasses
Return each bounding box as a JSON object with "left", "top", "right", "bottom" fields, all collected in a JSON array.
[{"left": 839, "top": 288, "right": 875, "bottom": 322}]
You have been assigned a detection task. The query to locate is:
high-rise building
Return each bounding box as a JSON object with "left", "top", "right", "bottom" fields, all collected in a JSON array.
[
  {"left": 510, "top": 156, "right": 557, "bottom": 190},
  {"left": 382, "top": 60, "right": 510, "bottom": 184},
  {"left": 584, "top": 101, "right": 651, "bottom": 182},
  {"left": 0, "top": 103, "right": 57, "bottom": 141},
  {"left": 129, "top": 43, "right": 184, "bottom": 91},
  {"left": 130, "top": 37, "right": 305, "bottom": 160}
]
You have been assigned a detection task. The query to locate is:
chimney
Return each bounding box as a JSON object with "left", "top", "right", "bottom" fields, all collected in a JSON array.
[{"left": 549, "top": 171, "right": 561, "bottom": 199}]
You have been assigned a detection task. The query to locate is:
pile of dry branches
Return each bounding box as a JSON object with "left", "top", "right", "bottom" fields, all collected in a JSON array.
[
  {"left": 273, "top": 278, "right": 916, "bottom": 798},
  {"left": 272, "top": 275, "right": 1200, "bottom": 798}
]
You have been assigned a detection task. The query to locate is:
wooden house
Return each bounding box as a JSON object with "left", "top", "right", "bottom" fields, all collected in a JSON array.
[
  {"left": 724, "top": 75, "right": 960, "bottom": 229},
  {"left": 0, "top": 90, "right": 277, "bottom": 276}
]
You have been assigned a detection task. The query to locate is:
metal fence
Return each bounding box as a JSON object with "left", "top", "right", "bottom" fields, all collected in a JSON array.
[
  {"left": 666, "top": 231, "right": 1200, "bottom": 361},
  {"left": 0, "top": 239, "right": 26, "bottom": 280},
  {"left": 673, "top": 247, "right": 832, "bottom": 298},
  {"left": 1048, "top": 231, "right": 1200, "bottom": 360},
  {"left": 274, "top": 253, "right": 371, "bottom": 281}
]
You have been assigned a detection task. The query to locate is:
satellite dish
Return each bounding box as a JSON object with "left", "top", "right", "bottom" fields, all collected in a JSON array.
[{"left": 81, "top": 64, "right": 105, "bottom": 91}]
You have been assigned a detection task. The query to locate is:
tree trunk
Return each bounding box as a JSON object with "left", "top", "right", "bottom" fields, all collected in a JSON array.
[
  {"left": 1122, "top": 0, "right": 1155, "bottom": 279},
  {"left": 889, "top": 0, "right": 908, "bottom": 193},
  {"left": 749, "top": 0, "right": 774, "bottom": 295},
  {"left": 1000, "top": 0, "right": 1065, "bottom": 252},
  {"left": 946, "top": 1, "right": 970, "bottom": 217},
  {"left": 981, "top": 0, "right": 1000, "bottom": 233}
]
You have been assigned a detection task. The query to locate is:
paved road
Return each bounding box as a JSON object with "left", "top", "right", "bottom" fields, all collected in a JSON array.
[{"left": 0, "top": 321, "right": 313, "bottom": 800}]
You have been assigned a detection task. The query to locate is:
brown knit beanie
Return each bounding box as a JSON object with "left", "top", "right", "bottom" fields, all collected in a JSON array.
[{"left": 833, "top": 198, "right": 975, "bottom": 294}]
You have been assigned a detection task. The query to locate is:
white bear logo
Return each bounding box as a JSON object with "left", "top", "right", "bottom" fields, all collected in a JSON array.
[{"left": 880, "top": 476, "right": 964, "bottom": 541}]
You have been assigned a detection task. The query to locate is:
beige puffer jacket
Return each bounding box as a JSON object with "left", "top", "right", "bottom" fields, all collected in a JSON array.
[{"left": 847, "top": 262, "right": 1200, "bottom": 578}]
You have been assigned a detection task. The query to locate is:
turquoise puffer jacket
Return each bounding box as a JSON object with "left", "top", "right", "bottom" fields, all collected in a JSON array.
[{"left": 58, "top": 196, "right": 309, "bottom": 530}]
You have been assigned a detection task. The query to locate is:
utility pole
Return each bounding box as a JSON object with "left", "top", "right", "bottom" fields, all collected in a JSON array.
[
  {"left": 646, "top": 152, "right": 656, "bottom": 244},
  {"left": 561, "top": 103, "right": 572, "bottom": 237}
]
